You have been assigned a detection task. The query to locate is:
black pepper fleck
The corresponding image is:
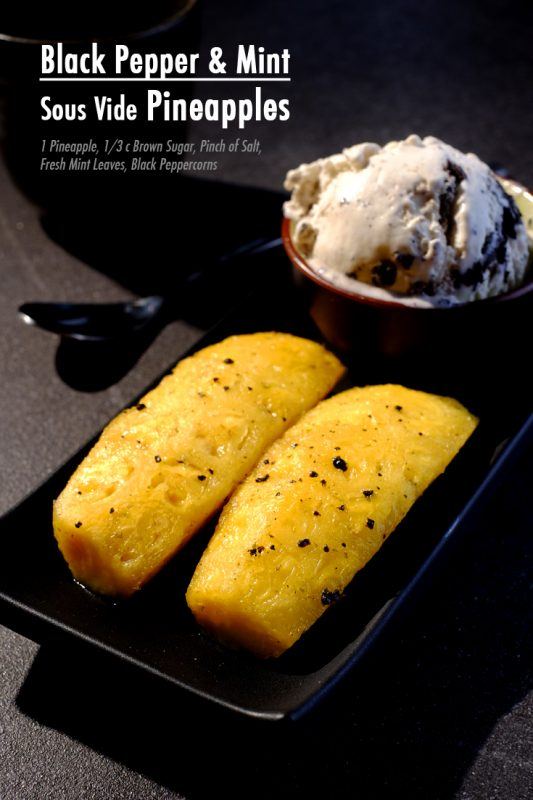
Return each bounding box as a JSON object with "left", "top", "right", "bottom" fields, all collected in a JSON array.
[
  {"left": 323, "top": 545, "right": 330, "bottom": 553},
  {"left": 309, "top": 471, "right": 318, "bottom": 478},
  {"left": 75, "top": 521, "right": 82, "bottom": 528},
  {"left": 363, "top": 490, "right": 374, "bottom": 497},
  {"left": 320, "top": 479, "right": 327, "bottom": 486},
  {"left": 338, "top": 504, "right": 346, "bottom": 511},
  {"left": 223, "top": 358, "right": 234, "bottom": 364},
  {"left": 109, "top": 508, "right": 115, "bottom": 514},
  {"left": 341, "top": 542, "right": 346, "bottom": 548},
  {"left": 136, "top": 403, "right": 146, "bottom": 411},
  {"left": 255, "top": 474, "right": 270, "bottom": 483},
  {"left": 154, "top": 455, "right": 161, "bottom": 463},
  {"left": 321, "top": 589, "right": 341, "bottom": 606},
  {"left": 313, "top": 510, "right": 321, "bottom": 516},
  {"left": 198, "top": 474, "right": 207, "bottom": 481},
  {"left": 270, "top": 545, "right": 276, "bottom": 551},
  {"left": 395, "top": 405, "right": 403, "bottom": 411},
  {"left": 333, "top": 456, "right": 348, "bottom": 471},
  {"left": 223, "top": 386, "right": 230, "bottom": 391},
  {"left": 298, "top": 538, "right": 311, "bottom": 548},
  {"left": 366, "top": 518, "right": 375, "bottom": 529}
]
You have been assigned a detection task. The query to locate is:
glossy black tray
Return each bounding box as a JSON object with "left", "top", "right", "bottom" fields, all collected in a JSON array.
[{"left": 1, "top": 274, "right": 531, "bottom": 720}]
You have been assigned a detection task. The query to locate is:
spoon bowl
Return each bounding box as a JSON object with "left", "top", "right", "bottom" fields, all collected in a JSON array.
[{"left": 19, "top": 296, "right": 166, "bottom": 342}]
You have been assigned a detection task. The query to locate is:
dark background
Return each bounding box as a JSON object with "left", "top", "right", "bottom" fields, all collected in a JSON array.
[{"left": 0, "top": 0, "right": 532, "bottom": 798}]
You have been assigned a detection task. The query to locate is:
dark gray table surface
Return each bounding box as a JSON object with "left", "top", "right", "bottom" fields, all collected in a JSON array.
[{"left": 1, "top": 1, "right": 532, "bottom": 798}]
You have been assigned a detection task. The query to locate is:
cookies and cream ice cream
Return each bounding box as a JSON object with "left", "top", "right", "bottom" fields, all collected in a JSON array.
[{"left": 284, "top": 135, "right": 530, "bottom": 307}]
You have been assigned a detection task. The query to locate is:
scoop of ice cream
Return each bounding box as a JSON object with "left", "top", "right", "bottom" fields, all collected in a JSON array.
[{"left": 284, "top": 135, "right": 530, "bottom": 306}]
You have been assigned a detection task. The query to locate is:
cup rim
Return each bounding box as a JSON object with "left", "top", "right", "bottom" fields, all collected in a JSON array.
[
  {"left": 282, "top": 182, "right": 533, "bottom": 312},
  {"left": 0, "top": 0, "right": 198, "bottom": 45}
]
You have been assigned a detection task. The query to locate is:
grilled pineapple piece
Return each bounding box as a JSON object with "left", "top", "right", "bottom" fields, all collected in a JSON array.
[
  {"left": 53, "top": 333, "right": 344, "bottom": 596},
  {"left": 187, "top": 384, "right": 478, "bottom": 657}
]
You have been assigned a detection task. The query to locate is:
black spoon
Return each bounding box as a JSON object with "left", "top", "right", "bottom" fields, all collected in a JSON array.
[
  {"left": 19, "top": 295, "right": 166, "bottom": 342},
  {"left": 19, "top": 236, "right": 283, "bottom": 342}
]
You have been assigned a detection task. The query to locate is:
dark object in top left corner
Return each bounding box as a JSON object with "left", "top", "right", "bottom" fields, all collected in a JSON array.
[{"left": 0, "top": 0, "right": 202, "bottom": 209}]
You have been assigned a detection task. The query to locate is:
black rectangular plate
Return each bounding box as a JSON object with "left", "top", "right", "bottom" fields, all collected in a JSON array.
[{"left": 1, "top": 263, "right": 531, "bottom": 720}]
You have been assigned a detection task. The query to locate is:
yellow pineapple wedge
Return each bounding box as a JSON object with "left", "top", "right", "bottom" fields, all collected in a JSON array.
[
  {"left": 53, "top": 332, "right": 345, "bottom": 596},
  {"left": 187, "top": 384, "right": 478, "bottom": 657}
]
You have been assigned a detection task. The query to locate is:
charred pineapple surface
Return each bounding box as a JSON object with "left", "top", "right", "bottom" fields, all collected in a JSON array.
[
  {"left": 186, "top": 385, "right": 478, "bottom": 658},
  {"left": 53, "top": 332, "right": 345, "bottom": 596}
]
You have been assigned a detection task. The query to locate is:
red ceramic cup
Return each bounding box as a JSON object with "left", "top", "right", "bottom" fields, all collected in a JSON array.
[{"left": 282, "top": 181, "right": 533, "bottom": 362}]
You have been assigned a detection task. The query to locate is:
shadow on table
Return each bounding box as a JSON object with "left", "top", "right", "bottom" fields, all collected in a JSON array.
[
  {"left": 16, "top": 448, "right": 532, "bottom": 800},
  {"left": 38, "top": 177, "right": 285, "bottom": 391},
  {"left": 40, "top": 176, "right": 284, "bottom": 298}
]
